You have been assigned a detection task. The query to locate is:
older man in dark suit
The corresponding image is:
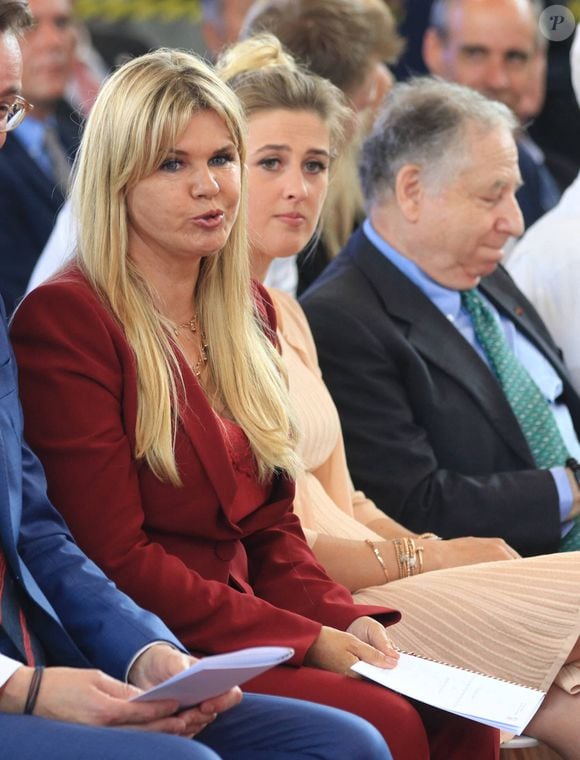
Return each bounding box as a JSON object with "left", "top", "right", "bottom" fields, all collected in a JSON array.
[{"left": 301, "top": 77, "right": 580, "bottom": 558}]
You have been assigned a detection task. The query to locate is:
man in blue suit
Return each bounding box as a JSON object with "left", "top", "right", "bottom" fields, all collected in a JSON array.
[{"left": 0, "top": 4, "right": 392, "bottom": 758}]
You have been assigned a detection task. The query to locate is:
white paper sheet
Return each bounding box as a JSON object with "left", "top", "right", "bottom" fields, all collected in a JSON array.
[
  {"left": 352, "top": 652, "right": 545, "bottom": 734},
  {"left": 132, "top": 646, "right": 293, "bottom": 709}
]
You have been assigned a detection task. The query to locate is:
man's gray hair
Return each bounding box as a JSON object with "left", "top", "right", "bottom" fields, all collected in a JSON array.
[
  {"left": 359, "top": 77, "right": 518, "bottom": 206},
  {"left": 430, "top": 0, "right": 545, "bottom": 49},
  {"left": 0, "top": 0, "right": 32, "bottom": 35}
]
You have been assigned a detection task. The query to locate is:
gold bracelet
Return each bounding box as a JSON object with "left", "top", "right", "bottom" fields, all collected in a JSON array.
[
  {"left": 419, "top": 532, "right": 442, "bottom": 541},
  {"left": 416, "top": 544, "right": 424, "bottom": 574},
  {"left": 403, "top": 537, "right": 416, "bottom": 577},
  {"left": 365, "top": 539, "right": 390, "bottom": 583},
  {"left": 397, "top": 537, "right": 425, "bottom": 577},
  {"left": 391, "top": 538, "right": 406, "bottom": 579}
]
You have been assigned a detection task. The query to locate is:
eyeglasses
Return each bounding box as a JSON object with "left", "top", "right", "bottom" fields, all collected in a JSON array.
[{"left": 0, "top": 95, "right": 34, "bottom": 133}]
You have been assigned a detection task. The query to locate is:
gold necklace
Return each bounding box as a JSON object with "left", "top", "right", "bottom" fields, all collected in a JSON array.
[
  {"left": 192, "top": 334, "right": 209, "bottom": 377},
  {"left": 172, "top": 313, "right": 209, "bottom": 377},
  {"left": 172, "top": 313, "right": 199, "bottom": 337}
]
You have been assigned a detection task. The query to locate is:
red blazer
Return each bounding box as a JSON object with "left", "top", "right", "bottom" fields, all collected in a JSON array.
[{"left": 11, "top": 267, "right": 398, "bottom": 663}]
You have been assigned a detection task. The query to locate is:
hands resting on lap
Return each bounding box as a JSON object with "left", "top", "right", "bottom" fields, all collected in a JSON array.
[
  {"left": 305, "top": 616, "right": 399, "bottom": 677},
  {"left": 0, "top": 643, "right": 242, "bottom": 737}
]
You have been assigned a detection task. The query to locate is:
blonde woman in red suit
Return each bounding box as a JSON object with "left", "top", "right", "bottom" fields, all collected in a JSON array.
[
  {"left": 8, "top": 47, "right": 494, "bottom": 760},
  {"left": 217, "top": 35, "right": 580, "bottom": 759}
]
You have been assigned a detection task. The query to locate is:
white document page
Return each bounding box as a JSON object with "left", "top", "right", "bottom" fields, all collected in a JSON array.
[
  {"left": 132, "top": 646, "right": 293, "bottom": 709},
  {"left": 352, "top": 653, "right": 545, "bottom": 734}
]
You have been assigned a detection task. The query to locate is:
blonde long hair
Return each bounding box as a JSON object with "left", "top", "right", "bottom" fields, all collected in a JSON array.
[{"left": 72, "top": 48, "right": 298, "bottom": 484}]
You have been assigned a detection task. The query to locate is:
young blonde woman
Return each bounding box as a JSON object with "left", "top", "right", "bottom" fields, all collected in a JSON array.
[
  {"left": 217, "top": 35, "right": 580, "bottom": 759},
  {"left": 8, "top": 47, "right": 502, "bottom": 760},
  {"left": 242, "top": 0, "right": 405, "bottom": 295}
]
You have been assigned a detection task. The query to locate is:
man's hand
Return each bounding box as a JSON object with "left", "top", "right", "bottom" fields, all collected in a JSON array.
[
  {"left": 129, "top": 644, "right": 242, "bottom": 736},
  {"left": 128, "top": 644, "right": 193, "bottom": 690},
  {"left": 304, "top": 618, "right": 398, "bottom": 676},
  {"left": 0, "top": 666, "right": 188, "bottom": 733},
  {"left": 565, "top": 468, "right": 580, "bottom": 520}
]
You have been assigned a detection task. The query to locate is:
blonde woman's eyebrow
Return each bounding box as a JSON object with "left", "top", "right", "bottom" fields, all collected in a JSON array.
[
  {"left": 167, "top": 142, "right": 237, "bottom": 156},
  {"left": 254, "top": 144, "right": 330, "bottom": 158}
]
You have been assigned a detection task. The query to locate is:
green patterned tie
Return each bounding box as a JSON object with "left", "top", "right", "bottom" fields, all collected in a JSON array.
[{"left": 460, "top": 289, "right": 580, "bottom": 551}]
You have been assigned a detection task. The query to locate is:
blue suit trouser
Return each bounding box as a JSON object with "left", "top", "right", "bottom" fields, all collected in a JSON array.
[{"left": 0, "top": 692, "right": 392, "bottom": 759}]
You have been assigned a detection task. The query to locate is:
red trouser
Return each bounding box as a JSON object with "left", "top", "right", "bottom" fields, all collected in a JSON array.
[{"left": 248, "top": 665, "right": 499, "bottom": 760}]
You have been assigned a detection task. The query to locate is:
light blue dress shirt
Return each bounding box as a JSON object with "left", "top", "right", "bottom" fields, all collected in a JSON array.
[
  {"left": 363, "top": 219, "right": 579, "bottom": 531},
  {"left": 12, "top": 116, "right": 56, "bottom": 180}
]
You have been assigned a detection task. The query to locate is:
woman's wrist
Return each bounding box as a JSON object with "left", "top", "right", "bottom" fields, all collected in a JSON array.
[
  {"left": 364, "top": 539, "right": 390, "bottom": 584},
  {"left": 420, "top": 539, "right": 445, "bottom": 573},
  {"left": 376, "top": 540, "right": 401, "bottom": 583},
  {"left": 391, "top": 537, "right": 425, "bottom": 578}
]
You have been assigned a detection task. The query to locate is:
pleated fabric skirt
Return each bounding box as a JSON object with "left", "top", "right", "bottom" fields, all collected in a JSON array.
[{"left": 354, "top": 552, "right": 580, "bottom": 695}]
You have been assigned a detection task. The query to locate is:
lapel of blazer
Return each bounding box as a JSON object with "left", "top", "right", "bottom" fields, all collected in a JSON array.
[
  {"left": 0, "top": 435, "right": 19, "bottom": 564},
  {"left": 54, "top": 99, "right": 82, "bottom": 158},
  {"left": 177, "top": 357, "right": 240, "bottom": 527},
  {"left": 0, "top": 309, "right": 90, "bottom": 666},
  {"left": 0, "top": 311, "right": 24, "bottom": 559},
  {"left": 483, "top": 270, "right": 580, "bottom": 429},
  {"left": 349, "top": 232, "right": 534, "bottom": 464},
  {"left": 0, "top": 421, "right": 68, "bottom": 631},
  {"left": 3, "top": 99, "right": 80, "bottom": 191}
]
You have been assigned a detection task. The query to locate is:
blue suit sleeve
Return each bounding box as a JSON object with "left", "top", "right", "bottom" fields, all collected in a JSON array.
[{"left": 0, "top": 302, "right": 183, "bottom": 679}]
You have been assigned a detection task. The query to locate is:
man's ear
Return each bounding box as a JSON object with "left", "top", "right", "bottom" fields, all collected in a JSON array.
[
  {"left": 395, "top": 164, "right": 424, "bottom": 223},
  {"left": 423, "top": 28, "right": 446, "bottom": 76}
]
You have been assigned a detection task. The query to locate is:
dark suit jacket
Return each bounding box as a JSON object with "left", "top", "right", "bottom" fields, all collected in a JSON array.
[
  {"left": 0, "top": 299, "right": 182, "bottom": 676},
  {"left": 11, "top": 267, "right": 395, "bottom": 663},
  {"left": 0, "top": 100, "right": 81, "bottom": 315},
  {"left": 516, "top": 139, "right": 560, "bottom": 230},
  {"left": 301, "top": 227, "right": 580, "bottom": 557}
]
